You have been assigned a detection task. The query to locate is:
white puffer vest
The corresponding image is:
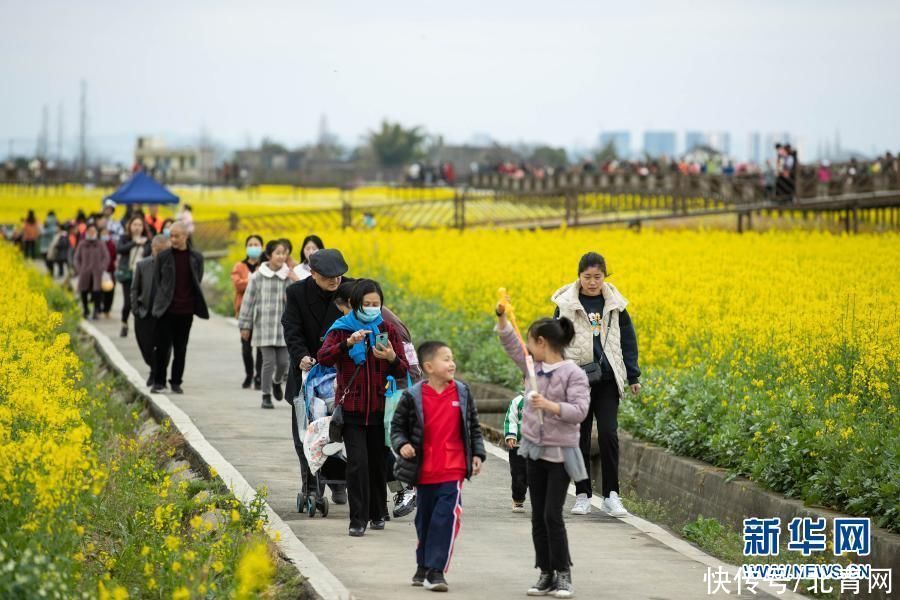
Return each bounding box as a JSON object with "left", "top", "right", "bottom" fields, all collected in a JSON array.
[{"left": 551, "top": 280, "right": 629, "bottom": 398}]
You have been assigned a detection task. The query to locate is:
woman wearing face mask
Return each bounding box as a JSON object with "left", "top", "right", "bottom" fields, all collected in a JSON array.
[
  {"left": 293, "top": 234, "right": 324, "bottom": 280},
  {"left": 73, "top": 223, "right": 110, "bottom": 320},
  {"left": 318, "top": 279, "right": 410, "bottom": 537},
  {"left": 160, "top": 218, "right": 175, "bottom": 238},
  {"left": 231, "top": 235, "right": 265, "bottom": 389},
  {"left": 238, "top": 239, "right": 299, "bottom": 409}
]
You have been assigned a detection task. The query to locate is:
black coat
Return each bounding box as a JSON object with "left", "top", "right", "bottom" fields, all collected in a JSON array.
[
  {"left": 116, "top": 236, "right": 152, "bottom": 261},
  {"left": 282, "top": 276, "right": 355, "bottom": 404},
  {"left": 130, "top": 256, "right": 156, "bottom": 319},
  {"left": 151, "top": 247, "right": 209, "bottom": 319},
  {"left": 390, "top": 381, "right": 487, "bottom": 486}
]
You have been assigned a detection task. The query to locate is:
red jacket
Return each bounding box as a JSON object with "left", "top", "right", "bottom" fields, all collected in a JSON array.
[
  {"left": 317, "top": 321, "right": 409, "bottom": 422},
  {"left": 419, "top": 383, "right": 467, "bottom": 485}
]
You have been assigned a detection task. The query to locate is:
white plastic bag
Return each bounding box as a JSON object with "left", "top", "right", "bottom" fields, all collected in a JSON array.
[{"left": 303, "top": 417, "right": 345, "bottom": 475}]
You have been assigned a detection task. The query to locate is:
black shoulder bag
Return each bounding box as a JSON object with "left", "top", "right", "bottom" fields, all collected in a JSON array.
[
  {"left": 582, "top": 312, "right": 614, "bottom": 386},
  {"left": 329, "top": 362, "right": 364, "bottom": 443}
]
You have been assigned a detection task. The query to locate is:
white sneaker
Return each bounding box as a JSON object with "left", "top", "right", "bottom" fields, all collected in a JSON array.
[
  {"left": 601, "top": 491, "right": 628, "bottom": 517},
  {"left": 570, "top": 494, "right": 591, "bottom": 515}
]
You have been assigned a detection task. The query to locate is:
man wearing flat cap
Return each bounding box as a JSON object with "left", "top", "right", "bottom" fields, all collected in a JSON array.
[{"left": 282, "top": 248, "right": 352, "bottom": 504}]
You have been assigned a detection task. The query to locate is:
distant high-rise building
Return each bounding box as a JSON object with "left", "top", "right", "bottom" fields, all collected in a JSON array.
[
  {"left": 706, "top": 132, "right": 731, "bottom": 156},
  {"left": 685, "top": 131, "right": 706, "bottom": 153},
  {"left": 643, "top": 131, "right": 676, "bottom": 159},
  {"left": 598, "top": 131, "right": 631, "bottom": 159},
  {"left": 747, "top": 132, "right": 762, "bottom": 164}
]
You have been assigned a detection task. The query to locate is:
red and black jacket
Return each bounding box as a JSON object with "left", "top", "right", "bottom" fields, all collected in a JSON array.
[{"left": 317, "top": 321, "right": 409, "bottom": 423}]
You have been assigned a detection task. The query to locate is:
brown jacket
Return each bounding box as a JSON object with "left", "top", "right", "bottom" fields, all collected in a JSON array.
[{"left": 73, "top": 240, "right": 110, "bottom": 293}]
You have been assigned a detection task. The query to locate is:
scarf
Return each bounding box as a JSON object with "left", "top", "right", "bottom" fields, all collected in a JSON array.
[{"left": 326, "top": 310, "right": 384, "bottom": 365}]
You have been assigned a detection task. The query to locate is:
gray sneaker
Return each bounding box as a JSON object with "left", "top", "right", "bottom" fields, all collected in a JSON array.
[
  {"left": 424, "top": 569, "right": 448, "bottom": 592},
  {"left": 553, "top": 570, "right": 574, "bottom": 598},
  {"left": 527, "top": 571, "right": 557, "bottom": 596},
  {"left": 393, "top": 488, "right": 417, "bottom": 518}
]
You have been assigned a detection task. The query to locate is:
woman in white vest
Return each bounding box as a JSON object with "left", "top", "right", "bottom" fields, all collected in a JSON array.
[{"left": 552, "top": 252, "right": 641, "bottom": 517}]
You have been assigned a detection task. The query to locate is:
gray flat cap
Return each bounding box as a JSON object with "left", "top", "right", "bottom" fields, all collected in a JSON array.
[{"left": 309, "top": 249, "right": 349, "bottom": 277}]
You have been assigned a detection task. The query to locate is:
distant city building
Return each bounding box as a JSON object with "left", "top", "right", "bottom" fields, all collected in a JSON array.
[
  {"left": 706, "top": 132, "right": 731, "bottom": 156},
  {"left": 598, "top": 131, "right": 631, "bottom": 159},
  {"left": 747, "top": 132, "right": 762, "bottom": 165},
  {"left": 685, "top": 131, "right": 706, "bottom": 153},
  {"left": 643, "top": 131, "right": 676, "bottom": 159},
  {"left": 134, "top": 136, "right": 215, "bottom": 183},
  {"left": 234, "top": 143, "right": 305, "bottom": 173}
]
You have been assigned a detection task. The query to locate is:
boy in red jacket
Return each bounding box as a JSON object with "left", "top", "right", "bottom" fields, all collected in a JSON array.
[{"left": 390, "top": 341, "right": 487, "bottom": 592}]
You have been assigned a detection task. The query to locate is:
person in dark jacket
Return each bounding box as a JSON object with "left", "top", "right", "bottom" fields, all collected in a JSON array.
[
  {"left": 131, "top": 235, "right": 170, "bottom": 386},
  {"left": 282, "top": 249, "right": 353, "bottom": 504},
  {"left": 333, "top": 281, "right": 421, "bottom": 518},
  {"left": 150, "top": 222, "right": 209, "bottom": 394},
  {"left": 317, "top": 279, "right": 409, "bottom": 537},
  {"left": 116, "top": 215, "right": 152, "bottom": 338},
  {"left": 73, "top": 222, "right": 110, "bottom": 320},
  {"left": 390, "top": 340, "right": 486, "bottom": 591}
]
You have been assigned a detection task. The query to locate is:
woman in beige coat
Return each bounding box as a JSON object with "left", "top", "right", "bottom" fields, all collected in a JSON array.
[{"left": 552, "top": 252, "right": 641, "bottom": 518}]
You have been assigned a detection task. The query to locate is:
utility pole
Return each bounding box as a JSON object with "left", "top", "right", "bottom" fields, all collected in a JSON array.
[
  {"left": 78, "top": 79, "right": 87, "bottom": 177},
  {"left": 37, "top": 104, "right": 49, "bottom": 159},
  {"left": 56, "top": 102, "right": 64, "bottom": 162}
]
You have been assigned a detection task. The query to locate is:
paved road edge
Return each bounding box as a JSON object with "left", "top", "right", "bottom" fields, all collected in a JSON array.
[{"left": 80, "top": 320, "right": 354, "bottom": 600}]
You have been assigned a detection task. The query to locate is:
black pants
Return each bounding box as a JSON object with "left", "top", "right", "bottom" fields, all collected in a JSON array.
[
  {"left": 241, "top": 336, "right": 262, "bottom": 381},
  {"left": 509, "top": 446, "right": 528, "bottom": 503},
  {"left": 134, "top": 315, "right": 159, "bottom": 374},
  {"left": 121, "top": 281, "right": 133, "bottom": 322},
  {"left": 23, "top": 240, "right": 37, "bottom": 259},
  {"left": 575, "top": 378, "right": 620, "bottom": 498},
  {"left": 53, "top": 260, "right": 66, "bottom": 277},
  {"left": 527, "top": 458, "right": 572, "bottom": 572},
  {"left": 343, "top": 419, "right": 388, "bottom": 529},
  {"left": 102, "top": 282, "right": 115, "bottom": 314},
  {"left": 80, "top": 291, "right": 102, "bottom": 316},
  {"left": 154, "top": 312, "right": 193, "bottom": 386}
]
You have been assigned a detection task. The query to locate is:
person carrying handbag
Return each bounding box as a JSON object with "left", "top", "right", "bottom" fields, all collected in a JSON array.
[
  {"left": 551, "top": 252, "right": 641, "bottom": 518},
  {"left": 317, "top": 279, "right": 409, "bottom": 537}
]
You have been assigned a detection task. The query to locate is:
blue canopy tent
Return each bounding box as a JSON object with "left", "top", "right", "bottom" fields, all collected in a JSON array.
[{"left": 104, "top": 171, "right": 180, "bottom": 205}]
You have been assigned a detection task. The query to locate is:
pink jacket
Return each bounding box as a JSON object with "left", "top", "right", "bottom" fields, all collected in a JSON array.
[{"left": 496, "top": 323, "right": 589, "bottom": 447}]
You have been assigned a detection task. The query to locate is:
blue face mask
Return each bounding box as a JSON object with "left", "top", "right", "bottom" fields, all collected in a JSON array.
[
  {"left": 163, "top": 228, "right": 171, "bottom": 238},
  {"left": 356, "top": 306, "right": 381, "bottom": 323},
  {"left": 246, "top": 246, "right": 263, "bottom": 259}
]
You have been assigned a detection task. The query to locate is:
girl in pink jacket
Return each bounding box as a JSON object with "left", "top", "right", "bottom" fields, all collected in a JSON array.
[{"left": 496, "top": 308, "right": 589, "bottom": 599}]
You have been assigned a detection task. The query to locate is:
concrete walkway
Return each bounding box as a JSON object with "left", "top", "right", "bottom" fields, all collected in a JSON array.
[{"left": 85, "top": 288, "right": 794, "bottom": 600}]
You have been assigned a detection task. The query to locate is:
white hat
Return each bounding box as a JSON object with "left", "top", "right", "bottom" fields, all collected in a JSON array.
[{"left": 103, "top": 198, "right": 117, "bottom": 209}]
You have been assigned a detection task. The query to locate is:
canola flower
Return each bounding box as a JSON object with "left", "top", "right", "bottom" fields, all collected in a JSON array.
[
  {"left": 0, "top": 183, "right": 455, "bottom": 223},
  {"left": 0, "top": 242, "right": 281, "bottom": 596},
  {"left": 228, "top": 227, "right": 899, "bottom": 530}
]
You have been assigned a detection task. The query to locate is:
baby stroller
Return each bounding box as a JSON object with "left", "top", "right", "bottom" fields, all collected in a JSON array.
[{"left": 296, "top": 364, "right": 347, "bottom": 518}]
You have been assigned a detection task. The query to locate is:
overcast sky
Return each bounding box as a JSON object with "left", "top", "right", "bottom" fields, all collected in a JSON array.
[{"left": 1, "top": 0, "right": 898, "bottom": 161}]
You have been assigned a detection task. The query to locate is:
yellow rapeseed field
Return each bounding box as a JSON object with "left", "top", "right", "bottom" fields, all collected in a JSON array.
[
  {"left": 0, "top": 242, "right": 278, "bottom": 596},
  {"left": 226, "top": 228, "right": 899, "bottom": 529},
  {"left": 0, "top": 183, "right": 454, "bottom": 223}
]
